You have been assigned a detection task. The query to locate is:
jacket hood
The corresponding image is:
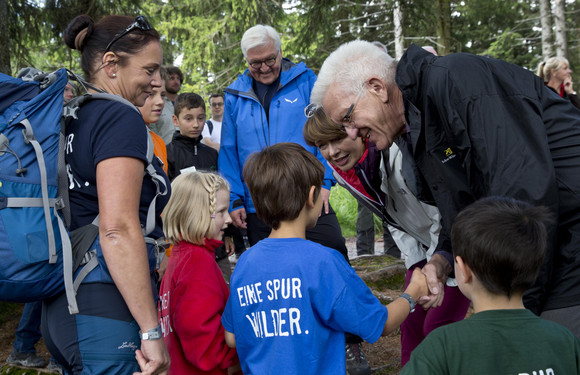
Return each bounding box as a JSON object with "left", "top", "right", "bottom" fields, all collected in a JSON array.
[{"left": 396, "top": 44, "right": 438, "bottom": 106}]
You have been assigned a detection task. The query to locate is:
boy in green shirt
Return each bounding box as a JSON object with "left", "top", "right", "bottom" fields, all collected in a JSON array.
[{"left": 403, "top": 196, "right": 580, "bottom": 375}]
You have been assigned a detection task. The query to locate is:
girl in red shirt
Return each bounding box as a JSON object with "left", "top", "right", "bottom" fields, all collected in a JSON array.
[{"left": 159, "top": 171, "right": 241, "bottom": 374}]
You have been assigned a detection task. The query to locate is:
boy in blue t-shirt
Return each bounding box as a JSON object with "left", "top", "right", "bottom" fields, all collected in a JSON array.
[{"left": 221, "top": 142, "right": 428, "bottom": 374}]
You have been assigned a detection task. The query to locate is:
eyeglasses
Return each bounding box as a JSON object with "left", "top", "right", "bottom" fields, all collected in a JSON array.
[
  {"left": 104, "top": 15, "right": 152, "bottom": 54},
  {"left": 341, "top": 87, "right": 366, "bottom": 130},
  {"left": 248, "top": 51, "right": 280, "bottom": 70},
  {"left": 211, "top": 102, "right": 224, "bottom": 108}
]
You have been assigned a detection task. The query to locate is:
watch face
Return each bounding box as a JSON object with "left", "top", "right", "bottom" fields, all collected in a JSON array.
[{"left": 141, "top": 326, "right": 162, "bottom": 340}]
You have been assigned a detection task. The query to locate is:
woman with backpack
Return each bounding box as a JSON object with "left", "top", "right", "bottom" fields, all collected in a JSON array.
[{"left": 41, "top": 15, "right": 171, "bottom": 375}]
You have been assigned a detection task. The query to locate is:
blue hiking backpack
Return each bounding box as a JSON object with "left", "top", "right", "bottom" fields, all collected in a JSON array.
[{"left": 0, "top": 68, "right": 168, "bottom": 314}]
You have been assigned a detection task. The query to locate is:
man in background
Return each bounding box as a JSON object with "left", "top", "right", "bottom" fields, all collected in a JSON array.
[{"left": 202, "top": 93, "right": 224, "bottom": 151}]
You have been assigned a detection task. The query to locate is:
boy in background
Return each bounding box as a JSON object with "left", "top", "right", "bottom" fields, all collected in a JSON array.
[
  {"left": 222, "top": 142, "right": 428, "bottom": 374},
  {"left": 403, "top": 196, "right": 580, "bottom": 374},
  {"left": 166, "top": 92, "right": 218, "bottom": 181},
  {"left": 167, "top": 93, "right": 231, "bottom": 279}
]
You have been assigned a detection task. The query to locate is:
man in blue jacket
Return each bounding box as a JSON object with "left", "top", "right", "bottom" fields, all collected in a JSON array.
[{"left": 218, "top": 25, "right": 371, "bottom": 374}]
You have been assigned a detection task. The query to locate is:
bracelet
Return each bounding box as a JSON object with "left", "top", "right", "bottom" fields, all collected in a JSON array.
[
  {"left": 399, "top": 293, "right": 416, "bottom": 313},
  {"left": 139, "top": 325, "right": 163, "bottom": 340}
]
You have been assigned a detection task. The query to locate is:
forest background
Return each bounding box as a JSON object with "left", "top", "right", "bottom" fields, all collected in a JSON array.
[
  {"left": 1, "top": 0, "right": 579, "bottom": 96},
  {"left": 3, "top": 0, "right": 578, "bottom": 237}
]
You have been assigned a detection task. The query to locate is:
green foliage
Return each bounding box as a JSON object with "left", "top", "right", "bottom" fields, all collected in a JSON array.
[
  {"left": 147, "top": 0, "right": 286, "bottom": 95},
  {"left": 4, "top": 0, "right": 579, "bottom": 88},
  {"left": 329, "top": 185, "right": 383, "bottom": 238},
  {"left": 329, "top": 185, "right": 357, "bottom": 237},
  {"left": 451, "top": 0, "right": 540, "bottom": 69},
  {"left": 4, "top": 0, "right": 143, "bottom": 75},
  {"left": 484, "top": 28, "right": 541, "bottom": 70}
]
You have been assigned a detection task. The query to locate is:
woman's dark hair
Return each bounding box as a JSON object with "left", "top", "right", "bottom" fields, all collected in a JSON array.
[{"left": 64, "top": 15, "right": 160, "bottom": 82}]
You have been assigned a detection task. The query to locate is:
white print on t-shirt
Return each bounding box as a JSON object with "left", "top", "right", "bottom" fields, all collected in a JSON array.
[
  {"left": 66, "top": 164, "right": 81, "bottom": 189},
  {"left": 65, "top": 133, "right": 83, "bottom": 189},
  {"left": 237, "top": 278, "right": 306, "bottom": 338},
  {"left": 66, "top": 133, "right": 74, "bottom": 154},
  {"left": 159, "top": 290, "right": 173, "bottom": 337},
  {"left": 518, "top": 369, "right": 554, "bottom": 375}
]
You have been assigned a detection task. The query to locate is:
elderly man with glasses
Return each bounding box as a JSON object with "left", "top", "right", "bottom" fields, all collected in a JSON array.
[
  {"left": 218, "top": 25, "right": 373, "bottom": 375},
  {"left": 311, "top": 40, "right": 580, "bottom": 340}
]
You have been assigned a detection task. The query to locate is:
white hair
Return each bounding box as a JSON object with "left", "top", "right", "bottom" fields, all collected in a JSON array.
[
  {"left": 311, "top": 40, "right": 397, "bottom": 106},
  {"left": 241, "top": 25, "right": 282, "bottom": 58}
]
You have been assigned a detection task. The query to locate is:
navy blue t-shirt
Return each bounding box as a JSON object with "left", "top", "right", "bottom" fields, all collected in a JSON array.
[{"left": 65, "top": 99, "right": 170, "bottom": 240}]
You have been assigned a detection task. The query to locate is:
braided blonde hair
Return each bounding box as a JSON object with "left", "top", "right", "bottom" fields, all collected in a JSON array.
[{"left": 162, "top": 171, "right": 230, "bottom": 245}]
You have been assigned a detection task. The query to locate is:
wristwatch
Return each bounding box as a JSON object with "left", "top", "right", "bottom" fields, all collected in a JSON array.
[
  {"left": 139, "top": 325, "right": 163, "bottom": 340},
  {"left": 399, "top": 293, "right": 416, "bottom": 313}
]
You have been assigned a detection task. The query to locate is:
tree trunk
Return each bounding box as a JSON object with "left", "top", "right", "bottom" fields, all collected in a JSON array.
[
  {"left": 393, "top": 0, "right": 404, "bottom": 59},
  {"left": 554, "top": 0, "right": 567, "bottom": 58},
  {"left": 539, "top": 0, "right": 553, "bottom": 59},
  {"left": 434, "top": 0, "right": 451, "bottom": 55},
  {"left": 0, "top": 0, "right": 10, "bottom": 75}
]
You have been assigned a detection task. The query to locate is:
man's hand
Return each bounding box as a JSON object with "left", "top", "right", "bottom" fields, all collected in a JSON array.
[
  {"left": 230, "top": 208, "right": 247, "bottom": 229},
  {"left": 133, "top": 339, "right": 170, "bottom": 375},
  {"left": 321, "top": 188, "right": 331, "bottom": 215},
  {"left": 417, "top": 254, "right": 452, "bottom": 310}
]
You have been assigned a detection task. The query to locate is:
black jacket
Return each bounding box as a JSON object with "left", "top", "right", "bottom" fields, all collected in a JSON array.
[
  {"left": 166, "top": 133, "right": 218, "bottom": 181},
  {"left": 397, "top": 45, "right": 580, "bottom": 313}
]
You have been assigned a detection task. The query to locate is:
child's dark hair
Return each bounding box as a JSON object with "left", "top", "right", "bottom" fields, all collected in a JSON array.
[
  {"left": 451, "top": 196, "right": 554, "bottom": 298},
  {"left": 174, "top": 92, "right": 205, "bottom": 117},
  {"left": 243, "top": 142, "right": 325, "bottom": 230}
]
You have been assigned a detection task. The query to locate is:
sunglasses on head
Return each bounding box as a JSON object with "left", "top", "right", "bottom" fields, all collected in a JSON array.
[
  {"left": 104, "top": 15, "right": 152, "bottom": 54},
  {"left": 304, "top": 103, "right": 320, "bottom": 118}
]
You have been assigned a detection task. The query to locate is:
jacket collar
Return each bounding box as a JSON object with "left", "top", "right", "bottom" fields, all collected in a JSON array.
[
  {"left": 396, "top": 44, "right": 437, "bottom": 107},
  {"left": 174, "top": 133, "right": 203, "bottom": 145},
  {"left": 204, "top": 238, "right": 224, "bottom": 251},
  {"left": 227, "top": 58, "right": 308, "bottom": 95}
]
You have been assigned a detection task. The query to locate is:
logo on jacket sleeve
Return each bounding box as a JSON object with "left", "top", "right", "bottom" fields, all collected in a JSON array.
[{"left": 284, "top": 98, "right": 298, "bottom": 103}]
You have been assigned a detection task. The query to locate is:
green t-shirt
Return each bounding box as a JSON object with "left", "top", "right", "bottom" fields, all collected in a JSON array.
[{"left": 402, "top": 309, "right": 580, "bottom": 375}]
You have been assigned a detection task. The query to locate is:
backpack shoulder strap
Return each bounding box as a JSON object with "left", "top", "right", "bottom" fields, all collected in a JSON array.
[
  {"left": 66, "top": 92, "right": 168, "bottom": 310},
  {"left": 206, "top": 119, "right": 214, "bottom": 134}
]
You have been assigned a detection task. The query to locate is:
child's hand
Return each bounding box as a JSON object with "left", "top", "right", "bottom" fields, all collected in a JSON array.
[{"left": 408, "top": 268, "right": 429, "bottom": 299}]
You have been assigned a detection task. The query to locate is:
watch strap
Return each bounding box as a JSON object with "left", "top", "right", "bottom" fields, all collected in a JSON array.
[
  {"left": 139, "top": 325, "right": 162, "bottom": 340},
  {"left": 399, "top": 292, "right": 416, "bottom": 313}
]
